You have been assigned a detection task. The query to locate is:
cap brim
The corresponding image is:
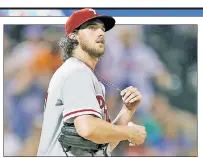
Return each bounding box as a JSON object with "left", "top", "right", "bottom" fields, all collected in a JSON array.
[{"left": 91, "top": 15, "right": 116, "bottom": 32}]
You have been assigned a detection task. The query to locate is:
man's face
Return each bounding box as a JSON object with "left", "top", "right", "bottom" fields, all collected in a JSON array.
[{"left": 77, "top": 19, "right": 105, "bottom": 58}]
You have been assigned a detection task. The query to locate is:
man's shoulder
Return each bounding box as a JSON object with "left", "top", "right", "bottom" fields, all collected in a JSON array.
[
  {"left": 56, "top": 58, "right": 91, "bottom": 77},
  {"left": 49, "top": 58, "right": 95, "bottom": 90},
  {"left": 55, "top": 60, "right": 92, "bottom": 79}
]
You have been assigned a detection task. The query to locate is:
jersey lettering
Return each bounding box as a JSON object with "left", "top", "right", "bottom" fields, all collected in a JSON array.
[
  {"left": 96, "top": 95, "right": 105, "bottom": 109},
  {"left": 96, "top": 95, "right": 110, "bottom": 122}
]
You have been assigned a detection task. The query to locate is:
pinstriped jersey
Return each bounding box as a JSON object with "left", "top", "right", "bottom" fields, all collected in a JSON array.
[{"left": 37, "top": 57, "right": 111, "bottom": 156}]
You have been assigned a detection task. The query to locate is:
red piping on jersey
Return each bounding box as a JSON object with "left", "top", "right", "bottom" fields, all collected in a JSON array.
[{"left": 64, "top": 109, "right": 102, "bottom": 118}]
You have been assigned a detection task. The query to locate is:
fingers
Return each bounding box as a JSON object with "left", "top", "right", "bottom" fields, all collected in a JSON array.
[
  {"left": 121, "top": 86, "right": 141, "bottom": 104},
  {"left": 120, "top": 86, "right": 134, "bottom": 96},
  {"left": 126, "top": 91, "right": 142, "bottom": 103},
  {"left": 139, "top": 130, "right": 147, "bottom": 144},
  {"left": 128, "top": 123, "right": 147, "bottom": 146},
  {"left": 121, "top": 86, "right": 137, "bottom": 98},
  {"left": 129, "top": 94, "right": 142, "bottom": 103},
  {"left": 128, "top": 122, "right": 136, "bottom": 146},
  {"left": 125, "top": 93, "right": 137, "bottom": 103},
  {"left": 122, "top": 91, "right": 132, "bottom": 102}
]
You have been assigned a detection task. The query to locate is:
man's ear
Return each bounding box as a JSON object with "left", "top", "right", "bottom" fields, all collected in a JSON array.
[{"left": 68, "top": 32, "right": 77, "bottom": 40}]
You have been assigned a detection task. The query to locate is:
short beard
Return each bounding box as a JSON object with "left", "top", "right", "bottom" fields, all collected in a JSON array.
[{"left": 80, "top": 40, "right": 105, "bottom": 58}]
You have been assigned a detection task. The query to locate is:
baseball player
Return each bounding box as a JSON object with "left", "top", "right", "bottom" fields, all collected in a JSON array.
[{"left": 37, "top": 8, "right": 147, "bottom": 157}]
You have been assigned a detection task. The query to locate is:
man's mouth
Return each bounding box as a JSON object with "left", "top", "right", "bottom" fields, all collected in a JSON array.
[{"left": 96, "top": 39, "right": 104, "bottom": 44}]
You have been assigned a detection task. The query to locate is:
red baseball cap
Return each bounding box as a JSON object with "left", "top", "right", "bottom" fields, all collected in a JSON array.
[{"left": 65, "top": 8, "right": 115, "bottom": 36}]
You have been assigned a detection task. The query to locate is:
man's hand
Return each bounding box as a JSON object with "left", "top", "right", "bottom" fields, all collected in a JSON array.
[
  {"left": 127, "top": 122, "right": 147, "bottom": 146},
  {"left": 120, "top": 86, "right": 142, "bottom": 111}
]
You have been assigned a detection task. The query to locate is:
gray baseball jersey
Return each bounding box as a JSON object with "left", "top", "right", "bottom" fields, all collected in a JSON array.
[{"left": 37, "top": 57, "right": 111, "bottom": 156}]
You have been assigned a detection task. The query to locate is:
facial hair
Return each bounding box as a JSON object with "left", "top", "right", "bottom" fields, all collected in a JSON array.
[{"left": 80, "top": 38, "right": 105, "bottom": 58}]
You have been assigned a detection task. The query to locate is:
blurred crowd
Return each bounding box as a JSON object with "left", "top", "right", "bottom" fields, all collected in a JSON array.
[{"left": 3, "top": 24, "right": 197, "bottom": 156}]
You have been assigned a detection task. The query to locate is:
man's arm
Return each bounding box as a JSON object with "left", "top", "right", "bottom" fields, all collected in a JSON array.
[
  {"left": 74, "top": 114, "right": 130, "bottom": 144},
  {"left": 109, "top": 106, "right": 136, "bottom": 151},
  {"left": 74, "top": 114, "right": 146, "bottom": 146},
  {"left": 109, "top": 86, "right": 143, "bottom": 152}
]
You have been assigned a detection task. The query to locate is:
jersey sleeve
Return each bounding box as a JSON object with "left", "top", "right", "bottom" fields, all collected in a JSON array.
[{"left": 61, "top": 71, "right": 102, "bottom": 122}]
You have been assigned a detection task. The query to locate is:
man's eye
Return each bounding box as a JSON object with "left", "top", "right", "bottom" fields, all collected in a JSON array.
[
  {"left": 88, "top": 25, "right": 97, "bottom": 30},
  {"left": 88, "top": 25, "right": 105, "bottom": 31}
]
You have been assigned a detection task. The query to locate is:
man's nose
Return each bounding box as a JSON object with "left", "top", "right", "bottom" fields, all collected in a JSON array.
[{"left": 97, "top": 28, "right": 105, "bottom": 35}]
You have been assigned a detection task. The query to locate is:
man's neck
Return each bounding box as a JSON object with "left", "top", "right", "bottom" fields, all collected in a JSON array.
[{"left": 72, "top": 48, "right": 99, "bottom": 71}]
